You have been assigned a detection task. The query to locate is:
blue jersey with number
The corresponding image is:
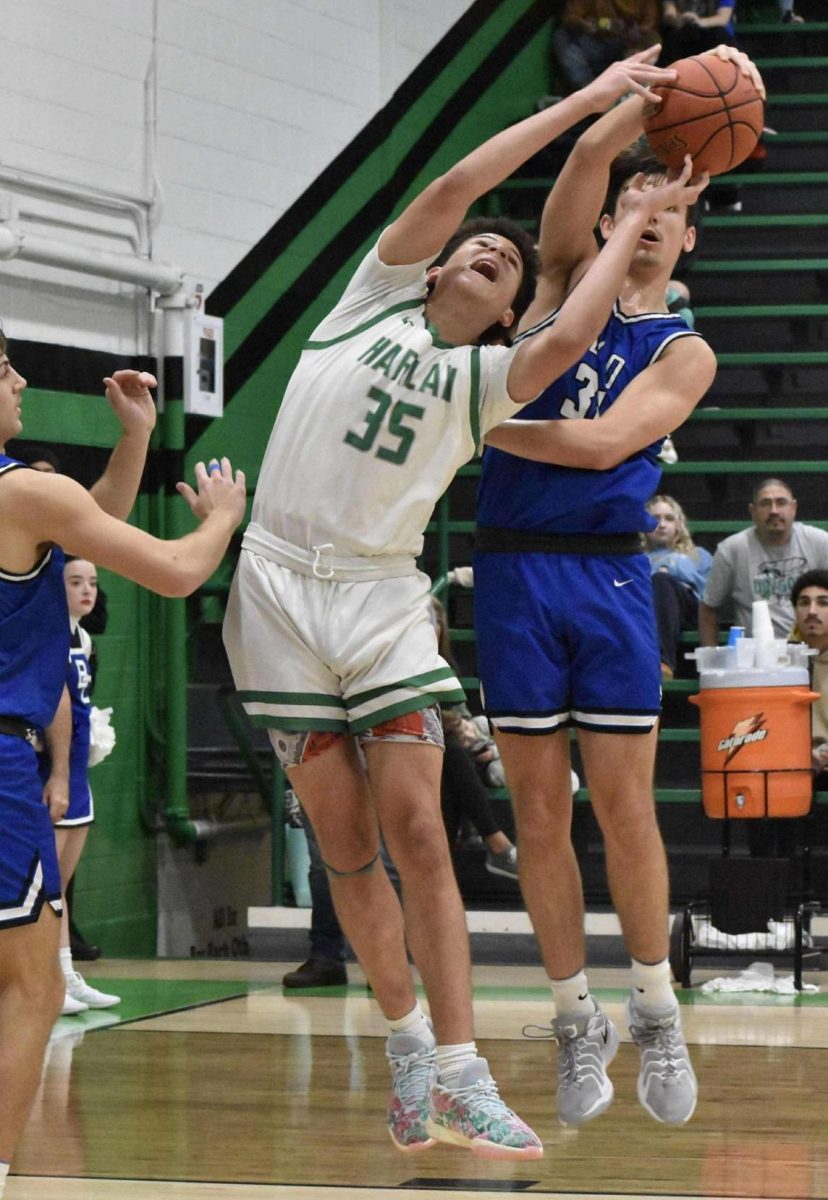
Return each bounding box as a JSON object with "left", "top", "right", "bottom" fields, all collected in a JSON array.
[
  {"left": 476, "top": 303, "right": 701, "bottom": 535},
  {"left": 0, "top": 456, "right": 69, "bottom": 729}
]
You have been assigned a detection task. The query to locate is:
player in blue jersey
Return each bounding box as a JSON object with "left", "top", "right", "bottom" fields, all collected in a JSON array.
[
  {"left": 473, "top": 46, "right": 763, "bottom": 1130},
  {"left": 0, "top": 334, "right": 245, "bottom": 1193}
]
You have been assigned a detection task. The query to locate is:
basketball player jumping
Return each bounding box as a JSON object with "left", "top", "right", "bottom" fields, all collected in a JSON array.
[
  {"left": 474, "top": 44, "right": 764, "bottom": 1129},
  {"left": 223, "top": 52, "right": 708, "bottom": 1159}
]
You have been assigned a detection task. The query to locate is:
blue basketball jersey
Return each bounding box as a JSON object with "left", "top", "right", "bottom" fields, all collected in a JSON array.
[
  {"left": 477, "top": 304, "right": 701, "bottom": 534},
  {"left": 0, "top": 456, "right": 69, "bottom": 729}
]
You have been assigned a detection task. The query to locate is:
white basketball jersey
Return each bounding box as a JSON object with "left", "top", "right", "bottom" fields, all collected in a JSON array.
[{"left": 251, "top": 240, "right": 519, "bottom": 561}]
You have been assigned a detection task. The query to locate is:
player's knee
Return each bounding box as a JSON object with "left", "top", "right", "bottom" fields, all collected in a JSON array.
[
  {"left": 322, "top": 850, "right": 379, "bottom": 878},
  {"left": 387, "top": 811, "right": 452, "bottom": 876},
  {"left": 1, "top": 952, "right": 65, "bottom": 1020},
  {"left": 513, "top": 790, "right": 570, "bottom": 840},
  {"left": 596, "top": 799, "right": 661, "bottom": 846}
]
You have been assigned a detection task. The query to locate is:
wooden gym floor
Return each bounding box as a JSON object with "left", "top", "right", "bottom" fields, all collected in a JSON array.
[{"left": 8, "top": 958, "right": 828, "bottom": 1199}]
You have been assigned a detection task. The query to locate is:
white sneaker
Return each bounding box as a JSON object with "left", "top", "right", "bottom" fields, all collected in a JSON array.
[
  {"left": 64, "top": 970, "right": 121, "bottom": 1009},
  {"left": 61, "top": 990, "right": 89, "bottom": 1016}
]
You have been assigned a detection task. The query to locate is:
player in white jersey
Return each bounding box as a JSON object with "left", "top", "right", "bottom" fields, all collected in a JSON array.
[{"left": 224, "top": 50, "right": 708, "bottom": 1159}]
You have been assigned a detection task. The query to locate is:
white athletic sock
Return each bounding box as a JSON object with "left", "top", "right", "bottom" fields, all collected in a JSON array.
[
  {"left": 550, "top": 969, "right": 593, "bottom": 1019},
  {"left": 630, "top": 957, "right": 677, "bottom": 1012},
  {"left": 59, "top": 946, "right": 74, "bottom": 980},
  {"left": 387, "top": 1002, "right": 434, "bottom": 1045},
  {"left": 0, "top": 1160, "right": 9, "bottom": 1195},
  {"left": 435, "top": 1041, "right": 478, "bottom": 1087}
]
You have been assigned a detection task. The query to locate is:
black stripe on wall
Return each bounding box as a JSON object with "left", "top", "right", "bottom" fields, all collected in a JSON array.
[
  {"left": 8, "top": 339, "right": 157, "bottom": 395},
  {"left": 220, "top": 2, "right": 549, "bottom": 403},
  {"left": 207, "top": 0, "right": 507, "bottom": 318}
]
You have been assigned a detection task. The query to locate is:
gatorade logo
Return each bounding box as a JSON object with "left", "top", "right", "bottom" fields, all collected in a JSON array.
[{"left": 717, "top": 713, "right": 768, "bottom": 764}]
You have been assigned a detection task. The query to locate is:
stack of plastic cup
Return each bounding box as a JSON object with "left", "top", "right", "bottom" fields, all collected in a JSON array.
[{"left": 752, "top": 599, "right": 777, "bottom": 668}]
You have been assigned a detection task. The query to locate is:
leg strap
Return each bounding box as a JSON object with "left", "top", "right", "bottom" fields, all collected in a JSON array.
[{"left": 322, "top": 851, "right": 380, "bottom": 878}]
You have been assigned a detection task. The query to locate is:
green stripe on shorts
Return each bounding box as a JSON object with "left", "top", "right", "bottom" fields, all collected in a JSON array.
[
  {"left": 247, "top": 714, "right": 350, "bottom": 733},
  {"left": 237, "top": 689, "right": 343, "bottom": 706},
  {"left": 345, "top": 667, "right": 462, "bottom": 709},
  {"left": 349, "top": 689, "right": 466, "bottom": 735}
]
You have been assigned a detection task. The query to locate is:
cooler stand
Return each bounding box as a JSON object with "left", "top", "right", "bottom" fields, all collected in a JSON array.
[
  {"left": 674, "top": 648, "right": 824, "bottom": 991},
  {"left": 669, "top": 776, "right": 825, "bottom": 989}
]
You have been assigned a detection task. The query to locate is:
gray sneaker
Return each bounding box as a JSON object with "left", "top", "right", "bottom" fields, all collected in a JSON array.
[
  {"left": 485, "top": 845, "right": 518, "bottom": 879},
  {"left": 627, "top": 995, "right": 698, "bottom": 1124},
  {"left": 551, "top": 1000, "right": 619, "bottom": 1126}
]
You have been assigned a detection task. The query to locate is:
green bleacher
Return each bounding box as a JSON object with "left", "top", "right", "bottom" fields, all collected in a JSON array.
[{"left": 427, "top": 18, "right": 828, "bottom": 904}]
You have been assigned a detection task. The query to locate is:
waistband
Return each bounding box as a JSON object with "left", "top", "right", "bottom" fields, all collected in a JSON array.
[
  {"left": 0, "top": 716, "right": 42, "bottom": 748},
  {"left": 242, "top": 523, "right": 418, "bottom": 582},
  {"left": 475, "top": 526, "right": 643, "bottom": 556}
]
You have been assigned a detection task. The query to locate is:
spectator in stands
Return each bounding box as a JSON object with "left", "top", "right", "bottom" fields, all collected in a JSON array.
[
  {"left": 553, "top": 0, "right": 660, "bottom": 93},
  {"left": 666, "top": 278, "right": 694, "bottom": 329},
  {"left": 644, "top": 495, "right": 712, "bottom": 678},
  {"left": 791, "top": 570, "right": 828, "bottom": 786},
  {"left": 779, "top": 0, "right": 803, "bottom": 22},
  {"left": 699, "top": 478, "right": 828, "bottom": 645},
  {"left": 282, "top": 792, "right": 349, "bottom": 989},
  {"left": 283, "top": 788, "right": 401, "bottom": 989},
  {"left": 659, "top": 0, "right": 736, "bottom": 63},
  {"left": 431, "top": 596, "right": 518, "bottom": 879}
]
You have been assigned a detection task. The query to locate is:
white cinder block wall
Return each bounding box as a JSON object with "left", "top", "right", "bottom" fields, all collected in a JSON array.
[{"left": 0, "top": 0, "right": 470, "bottom": 353}]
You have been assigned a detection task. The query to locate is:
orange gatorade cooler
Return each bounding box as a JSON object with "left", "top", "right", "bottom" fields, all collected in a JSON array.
[{"left": 689, "top": 648, "right": 818, "bottom": 819}]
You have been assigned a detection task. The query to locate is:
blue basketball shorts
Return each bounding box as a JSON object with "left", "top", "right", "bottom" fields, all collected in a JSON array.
[
  {"left": 0, "top": 735, "right": 63, "bottom": 928},
  {"left": 473, "top": 550, "right": 661, "bottom": 735}
]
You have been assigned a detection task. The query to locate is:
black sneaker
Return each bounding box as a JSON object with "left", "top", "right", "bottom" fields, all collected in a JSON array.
[
  {"left": 283, "top": 957, "right": 348, "bottom": 989},
  {"left": 70, "top": 933, "right": 101, "bottom": 962}
]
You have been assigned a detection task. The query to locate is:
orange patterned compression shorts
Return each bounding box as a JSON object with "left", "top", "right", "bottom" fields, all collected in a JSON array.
[{"left": 268, "top": 704, "right": 444, "bottom": 768}]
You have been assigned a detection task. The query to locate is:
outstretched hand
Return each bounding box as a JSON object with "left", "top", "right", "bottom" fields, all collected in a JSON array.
[
  {"left": 704, "top": 44, "right": 766, "bottom": 99},
  {"left": 581, "top": 46, "right": 677, "bottom": 112},
  {"left": 103, "top": 370, "right": 158, "bottom": 438},
  {"left": 616, "top": 156, "right": 709, "bottom": 223},
  {"left": 176, "top": 456, "right": 247, "bottom": 527}
]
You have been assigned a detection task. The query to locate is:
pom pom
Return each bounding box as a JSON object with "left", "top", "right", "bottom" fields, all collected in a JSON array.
[{"left": 88, "top": 706, "right": 116, "bottom": 767}]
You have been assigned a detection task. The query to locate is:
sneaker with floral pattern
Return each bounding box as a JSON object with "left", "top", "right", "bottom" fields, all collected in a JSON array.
[
  {"left": 386, "top": 1032, "right": 437, "bottom": 1152},
  {"left": 426, "top": 1057, "right": 543, "bottom": 1159}
]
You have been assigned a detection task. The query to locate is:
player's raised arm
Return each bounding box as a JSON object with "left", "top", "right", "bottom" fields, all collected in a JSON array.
[
  {"left": 524, "top": 45, "right": 764, "bottom": 327},
  {"left": 505, "top": 162, "right": 709, "bottom": 404},
  {"left": 491, "top": 333, "right": 715, "bottom": 466},
  {"left": 88, "top": 370, "right": 158, "bottom": 520},
  {"left": 527, "top": 50, "right": 676, "bottom": 321},
  {"left": 4, "top": 458, "right": 246, "bottom": 598},
  {"left": 378, "top": 53, "right": 678, "bottom": 269}
]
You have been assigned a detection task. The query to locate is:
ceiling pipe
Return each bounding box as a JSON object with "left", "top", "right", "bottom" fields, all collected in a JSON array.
[{"left": 0, "top": 223, "right": 183, "bottom": 296}]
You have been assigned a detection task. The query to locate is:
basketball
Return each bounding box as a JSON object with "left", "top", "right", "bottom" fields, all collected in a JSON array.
[{"left": 643, "top": 54, "right": 765, "bottom": 177}]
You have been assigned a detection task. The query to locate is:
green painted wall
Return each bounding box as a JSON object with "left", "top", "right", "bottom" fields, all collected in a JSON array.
[
  {"left": 190, "top": 0, "right": 552, "bottom": 478},
  {"left": 15, "top": 0, "right": 553, "bottom": 956}
]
